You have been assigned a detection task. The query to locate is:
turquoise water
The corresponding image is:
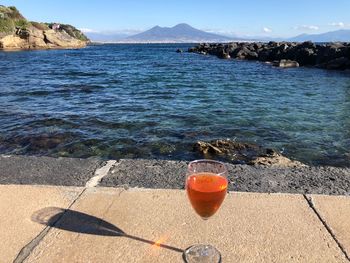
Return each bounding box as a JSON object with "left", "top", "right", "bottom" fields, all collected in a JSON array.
[{"left": 0, "top": 44, "right": 349, "bottom": 166}]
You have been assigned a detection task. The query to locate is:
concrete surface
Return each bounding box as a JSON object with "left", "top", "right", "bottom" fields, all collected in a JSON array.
[
  {"left": 0, "top": 185, "right": 83, "bottom": 263},
  {"left": 101, "top": 159, "right": 350, "bottom": 195},
  {"left": 310, "top": 195, "right": 350, "bottom": 259},
  {"left": 23, "top": 188, "right": 348, "bottom": 263},
  {"left": 0, "top": 155, "right": 103, "bottom": 186},
  {"left": 1, "top": 156, "right": 350, "bottom": 195},
  {"left": 1, "top": 156, "right": 350, "bottom": 262}
]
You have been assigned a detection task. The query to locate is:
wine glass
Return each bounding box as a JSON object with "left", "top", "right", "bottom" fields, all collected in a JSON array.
[{"left": 184, "top": 159, "right": 228, "bottom": 263}]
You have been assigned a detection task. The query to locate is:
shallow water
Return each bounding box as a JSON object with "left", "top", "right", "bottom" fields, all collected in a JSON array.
[{"left": 0, "top": 44, "right": 350, "bottom": 166}]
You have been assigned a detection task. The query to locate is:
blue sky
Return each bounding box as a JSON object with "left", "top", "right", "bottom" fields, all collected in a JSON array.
[{"left": 1, "top": 0, "right": 350, "bottom": 37}]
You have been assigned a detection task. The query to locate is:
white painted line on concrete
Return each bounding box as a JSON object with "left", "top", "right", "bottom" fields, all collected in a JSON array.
[{"left": 85, "top": 160, "right": 117, "bottom": 188}]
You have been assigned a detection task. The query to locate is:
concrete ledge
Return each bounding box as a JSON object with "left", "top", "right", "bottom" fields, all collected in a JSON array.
[
  {"left": 1, "top": 156, "right": 350, "bottom": 195},
  {"left": 100, "top": 159, "right": 350, "bottom": 195},
  {"left": 0, "top": 155, "right": 103, "bottom": 186}
]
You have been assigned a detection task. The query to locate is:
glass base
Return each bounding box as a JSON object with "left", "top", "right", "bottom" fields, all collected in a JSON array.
[{"left": 183, "top": 244, "right": 221, "bottom": 263}]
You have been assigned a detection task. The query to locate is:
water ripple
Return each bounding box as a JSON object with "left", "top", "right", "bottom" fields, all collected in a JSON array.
[{"left": 0, "top": 44, "right": 350, "bottom": 166}]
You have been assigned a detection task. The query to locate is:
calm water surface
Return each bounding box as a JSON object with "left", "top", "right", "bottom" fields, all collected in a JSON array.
[{"left": 0, "top": 44, "right": 350, "bottom": 166}]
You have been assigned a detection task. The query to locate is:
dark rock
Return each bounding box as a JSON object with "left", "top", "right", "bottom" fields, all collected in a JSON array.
[
  {"left": 279, "top": 43, "right": 289, "bottom": 51},
  {"left": 218, "top": 52, "right": 230, "bottom": 59},
  {"left": 225, "top": 45, "right": 237, "bottom": 54},
  {"left": 258, "top": 49, "right": 273, "bottom": 61},
  {"left": 227, "top": 42, "right": 238, "bottom": 49},
  {"left": 16, "top": 27, "right": 30, "bottom": 39},
  {"left": 193, "top": 139, "right": 304, "bottom": 167},
  {"left": 176, "top": 48, "right": 183, "bottom": 53},
  {"left": 216, "top": 47, "right": 230, "bottom": 59},
  {"left": 299, "top": 41, "right": 316, "bottom": 49},
  {"left": 194, "top": 139, "right": 265, "bottom": 163},
  {"left": 268, "top": 41, "right": 278, "bottom": 47},
  {"left": 316, "top": 44, "right": 344, "bottom": 64},
  {"left": 253, "top": 43, "right": 263, "bottom": 49},
  {"left": 235, "top": 47, "right": 249, "bottom": 59},
  {"left": 234, "top": 47, "right": 256, "bottom": 59},
  {"left": 319, "top": 57, "right": 350, "bottom": 70},
  {"left": 295, "top": 48, "right": 316, "bottom": 66},
  {"left": 189, "top": 41, "right": 350, "bottom": 71},
  {"left": 245, "top": 51, "right": 258, "bottom": 60}
]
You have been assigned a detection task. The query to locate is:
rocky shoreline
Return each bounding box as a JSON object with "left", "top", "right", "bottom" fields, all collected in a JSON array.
[
  {"left": 0, "top": 27, "right": 88, "bottom": 50},
  {"left": 188, "top": 41, "right": 350, "bottom": 70},
  {"left": 0, "top": 5, "right": 89, "bottom": 50}
]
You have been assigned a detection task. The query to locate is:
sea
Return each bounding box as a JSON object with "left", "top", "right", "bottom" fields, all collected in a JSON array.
[{"left": 0, "top": 43, "right": 349, "bottom": 166}]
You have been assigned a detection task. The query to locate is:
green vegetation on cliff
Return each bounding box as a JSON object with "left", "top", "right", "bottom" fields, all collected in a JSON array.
[
  {"left": 46, "top": 23, "right": 89, "bottom": 42},
  {"left": 0, "top": 5, "right": 27, "bottom": 34}
]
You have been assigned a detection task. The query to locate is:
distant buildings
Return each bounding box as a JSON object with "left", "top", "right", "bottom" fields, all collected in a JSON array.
[{"left": 51, "top": 23, "right": 60, "bottom": 30}]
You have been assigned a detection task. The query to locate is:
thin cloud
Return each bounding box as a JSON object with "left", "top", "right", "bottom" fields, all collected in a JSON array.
[
  {"left": 262, "top": 27, "right": 272, "bottom": 33},
  {"left": 329, "top": 22, "right": 345, "bottom": 27},
  {"left": 115, "top": 29, "right": 144, "bottom": 35},
  {"left": 79, "top": 28, "right": 144, "bottom": 35},
  {"left": 79, "top": 28, "right": 98, "bottom": 33},
  {"left": 201, "top": 28, "right": 238, "bottom": 36},
  {"left": 294, "top": 25, "right": 319, "bottom": 30}
]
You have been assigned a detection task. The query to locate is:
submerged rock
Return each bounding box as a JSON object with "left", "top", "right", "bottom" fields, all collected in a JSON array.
[
  {"left": 193, "top": 139, "right": 305, "bottom": 167},
  {"left": 249, "top": 152, "right": 305, "bottom": 167}
]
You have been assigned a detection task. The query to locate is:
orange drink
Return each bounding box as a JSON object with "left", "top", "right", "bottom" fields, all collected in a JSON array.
[{"left": 186, "top": 172, "right": 228, "bottom": 219}]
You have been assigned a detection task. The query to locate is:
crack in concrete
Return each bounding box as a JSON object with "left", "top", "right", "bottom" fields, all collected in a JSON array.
[
  {"left": 14, "top": 160, "right": 121, "bottom": 262},
  {"left": 303, "top": 194, "right": 350, "bottom": 262},
  {"left": 14, "top": 187, "right": 87, "bottom": 262}
]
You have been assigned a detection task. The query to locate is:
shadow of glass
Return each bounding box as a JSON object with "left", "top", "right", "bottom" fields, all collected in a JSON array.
[{"left": 32, "top": 207, "right": 184, "bottom": 253}]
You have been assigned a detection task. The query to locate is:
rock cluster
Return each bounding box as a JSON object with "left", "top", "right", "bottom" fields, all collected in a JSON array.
[
  {"left": 188, "top": 41, "right": 350, "bottom": 70},
  {"left": 0, "top": 26, "right": 88, "bottom": 50},
  {"left": 0, "top": 5, "right": 89, "bottom": 50},
  {"left": 194, "top": 139, "right": 305, "bottom": 168}
]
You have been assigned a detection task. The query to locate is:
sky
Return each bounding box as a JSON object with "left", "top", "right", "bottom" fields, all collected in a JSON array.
[{"left": 1, "top": 0, "right": 350, "bottom": 37}]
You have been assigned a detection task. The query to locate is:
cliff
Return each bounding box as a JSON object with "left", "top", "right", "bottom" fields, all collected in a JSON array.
[{"left": 0, "top": 5, "right": 89, "bottom": 50}]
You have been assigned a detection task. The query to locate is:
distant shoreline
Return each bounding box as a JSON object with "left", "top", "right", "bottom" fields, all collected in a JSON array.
[
  {"left": 88, "top": 41, "right": 241, "bottom": 44},
  {"left": 88, "top": 41, "right": 350, "bottom": 45}
]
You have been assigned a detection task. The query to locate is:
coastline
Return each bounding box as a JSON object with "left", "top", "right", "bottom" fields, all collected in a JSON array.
[
  {"left": 1, "top": 155, "right": 350, "bottom": 196},
  {"left": 0, "top": 6, "right": 89, "bottom": 51}
]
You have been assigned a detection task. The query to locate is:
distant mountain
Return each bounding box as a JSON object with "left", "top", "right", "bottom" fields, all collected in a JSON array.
[
  {"left": 87, "top": 25, "right": 350, "bottom": 44},
  {"left": 288, "top": 29, "right": 350, "bottom": 42},
  {"left": 120, "top": 23, "right": 238, "bottom": 43}
]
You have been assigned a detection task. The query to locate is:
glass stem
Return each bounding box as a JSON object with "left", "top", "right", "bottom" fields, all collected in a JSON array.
[{"left": 203, "top": 218, "right": 208, "bottom": 246}]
